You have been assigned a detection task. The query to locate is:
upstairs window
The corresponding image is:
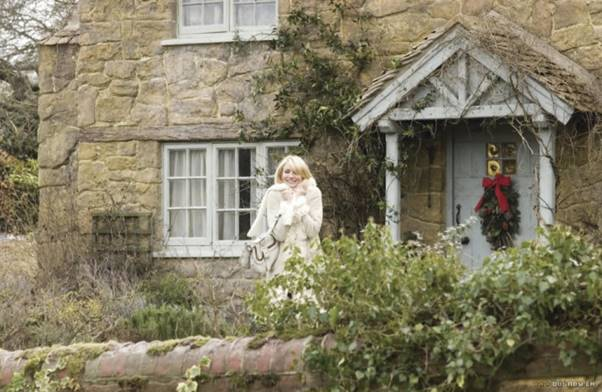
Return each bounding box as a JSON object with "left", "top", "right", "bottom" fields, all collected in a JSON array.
[{"left": 179, "top": 0, "right": 277, "bottom": 37}]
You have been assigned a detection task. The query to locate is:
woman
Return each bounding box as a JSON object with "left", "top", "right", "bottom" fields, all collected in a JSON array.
[{"left": 247, "top": 155, "right": 323, "bottom": 278}]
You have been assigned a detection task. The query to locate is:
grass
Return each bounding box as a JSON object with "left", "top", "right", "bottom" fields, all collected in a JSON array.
[{"left": 0, "top": 232, "right": 253, "bottom": 352}]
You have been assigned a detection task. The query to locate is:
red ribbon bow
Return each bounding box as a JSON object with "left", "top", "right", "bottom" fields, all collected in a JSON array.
[{"left": 474, "top": 174, "right": 512, "bottom": 214}]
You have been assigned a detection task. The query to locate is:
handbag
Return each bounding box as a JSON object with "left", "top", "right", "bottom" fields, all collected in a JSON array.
[{"left": 240, "top": 214, "right": 282, "bottom": 275}]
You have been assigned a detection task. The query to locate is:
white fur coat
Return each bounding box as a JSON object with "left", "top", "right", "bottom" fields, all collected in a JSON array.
[{"left": 247, "top": 178, "right": 323, "bottom": 277}]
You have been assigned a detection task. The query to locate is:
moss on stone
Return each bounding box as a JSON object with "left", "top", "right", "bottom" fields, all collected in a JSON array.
[
  {"left": 247, "top": 331, "right": 276, "bottom": 350},
  {"left": 191, "top": 336, "right": 210, "bottom": 348},
  {"left": 147, "top": 339, "right": 181, "bottom": 356},
  {"left": 147, "top": 336, "right": 211, "bottom": 356},
  {"left": 20, "top": 347, "right": 52, "bottom": 378},
  {"left": 6, "top": 343, "right": 109, "bottom": 391},
  {"left": 51, "top": 343, "right": 110, "bottom": 376}
]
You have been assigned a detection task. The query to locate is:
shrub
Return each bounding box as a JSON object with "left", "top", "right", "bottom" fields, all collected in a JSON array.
[
  {"left": 121, "top": 304, "right": 208, "bottom": 341},
  {"left": 0, "top": 155, "right": 38, "bottom": 233},
  {"left": 141, "top": 273, "right": 199, "bottom": 308},
  {"left": 248, "top": 223, "right": 602, "bottom": 391}
]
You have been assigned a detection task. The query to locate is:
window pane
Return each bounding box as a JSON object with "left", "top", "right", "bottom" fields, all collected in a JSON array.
[
  {"left": 218, "top": 179, "right": 236, "bottom": 208},
  {"left": 256, "top": 2, "right": 276, "bottom": 25},
  {"left": 234, "top": 3, "right": 254, "bottom": 26},
  {"left": 183, "top": 0, "right": 224, "bottom": 26},
  {"left": 183, "top": 4, "right": 203, "bottom": 26},
  {"left": 169, "top": 180, "right": 187, "bottom": 207},
  {"left": 169, "top": 150, "right": 186, "bottom": 177},
  {"left": 239, "top": 212, "right": 251, "bottom": 240},
  {"left": 169, "top": 210, "right": 186, "bottom": 237},
  {"left": 189, "top": 210, "right": 207, "bottom": 237},
  {"left": 190, "top": 179, "right": 206, "bottom": 206},
  {"left": 218, "top": 149, "right": 236, "bottom": 177},
  {"left": 239, "top": 179, "right": 257, "bottom": 209},
  {"left": 218, "top": 212, "right": 236, "bottom": 240},
  {"left": 190, "top": 150, "right": 206, "bottom": 176},
  {"left": 238, "top": 148, "right": 256, "bottom": 177},
  {"left": 204, "top": 2, "right": 224, "bottom": 25}
]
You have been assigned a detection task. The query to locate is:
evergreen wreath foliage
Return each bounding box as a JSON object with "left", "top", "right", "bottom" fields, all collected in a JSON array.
[{"left": 475, "top": 177, "right": 520, "bottom": 249}]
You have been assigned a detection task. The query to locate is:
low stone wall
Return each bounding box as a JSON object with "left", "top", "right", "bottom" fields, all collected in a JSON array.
[
  {"left": 1, "top": 336, "right": 601, "bottom": 391},
  {"left": 0, "top": 336, "right": 326, "bottom": 391}
]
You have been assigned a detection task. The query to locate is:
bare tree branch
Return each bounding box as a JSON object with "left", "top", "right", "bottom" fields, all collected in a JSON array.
[{"left": 0, "top": 0, "right": 76, "bottom": 66}]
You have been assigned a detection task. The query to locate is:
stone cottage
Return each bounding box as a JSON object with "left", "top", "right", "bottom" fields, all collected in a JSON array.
[{"left": 38, "top": 0, "right": 602, "bottom": 286}]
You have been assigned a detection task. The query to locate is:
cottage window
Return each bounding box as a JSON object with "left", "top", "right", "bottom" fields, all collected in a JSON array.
[
  {"left": 177, "top": 0, "right": 277, "bottom": 40},
  {"left": 161, "top": 141, "right": 297, "bottom": 257}
]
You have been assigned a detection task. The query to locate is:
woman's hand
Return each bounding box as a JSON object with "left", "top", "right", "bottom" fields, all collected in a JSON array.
[
  {"left": 282, "top": 188, "right": 295, "bottom": 201},
  {"left": 294, "top": 180, "right": 309, "bottom": 196}
]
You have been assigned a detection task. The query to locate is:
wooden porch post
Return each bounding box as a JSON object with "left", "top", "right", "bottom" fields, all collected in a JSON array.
[
  {"left": 379, "top": 119, "right": 401, "bottom": 241},
  {"left": 535, "top": 117, "right": 556, "bottom": 226}
]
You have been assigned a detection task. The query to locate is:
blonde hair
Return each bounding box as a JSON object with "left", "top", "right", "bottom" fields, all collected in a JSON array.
[{"left": 274, "top": 155, "right": 313, "bottom": 184}]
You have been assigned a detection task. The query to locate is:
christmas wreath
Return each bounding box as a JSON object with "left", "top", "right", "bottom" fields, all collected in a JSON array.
[{"left": 474, "top": 174, "right": 520, "bottom": 250}]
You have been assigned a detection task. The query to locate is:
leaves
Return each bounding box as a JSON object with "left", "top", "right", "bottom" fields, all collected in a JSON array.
[
  {"left": 246, "top": 4, "right": 386, "bottom": 233},
  {"left": 248, "top": 224, "right": 602, "bottom": 390}
]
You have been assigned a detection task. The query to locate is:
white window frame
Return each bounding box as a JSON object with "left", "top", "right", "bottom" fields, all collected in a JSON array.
[
  {"left": 166, "top": 0, "right": 278, "bottom": 45},
  {"left": 157, "top": 140, "right": 298, "bottom": 258}
]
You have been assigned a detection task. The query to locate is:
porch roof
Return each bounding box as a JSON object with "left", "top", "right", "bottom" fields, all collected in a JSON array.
[{"left": 351, "top": 11, "right": 601, "bottom": 130}]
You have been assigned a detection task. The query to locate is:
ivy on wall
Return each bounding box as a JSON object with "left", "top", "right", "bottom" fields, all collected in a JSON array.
[{"left": 242, "top": 2, "right": 390, "bottom": 234}]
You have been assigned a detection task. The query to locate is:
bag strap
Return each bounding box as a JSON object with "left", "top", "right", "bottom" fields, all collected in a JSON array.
[{"left": 267, "top": 212, "right": 282, "bottom": 240}]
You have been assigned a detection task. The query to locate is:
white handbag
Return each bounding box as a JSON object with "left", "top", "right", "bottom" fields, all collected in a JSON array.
[{"left": 240, "top": 214, "right": 282, "bottom": 275}]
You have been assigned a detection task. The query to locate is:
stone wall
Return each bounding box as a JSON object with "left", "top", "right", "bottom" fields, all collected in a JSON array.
[
  {"left": 37, "top": 42, "right": 80, "bottom": 247},
  {"left": 1, "top": 336, "right": 600, "bottom": 391},
  {"left": 37, "top": 0, "right": 602, "bottom": 273},
  {"left": 356, "top": 0, "right": 602, "bottom": 80},
  {"left": 0, "top": 336, "right": 322, "bottom": 391},
  {"left": 399, "top": 132, "right": 448, "bottom": 242}
]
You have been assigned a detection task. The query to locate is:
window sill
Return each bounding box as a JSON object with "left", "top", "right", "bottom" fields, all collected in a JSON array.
[
  {"left": 161, "top": 31, "right": 277, "bottom": 46},
  {"left": 153, "top": 244, "right": 245, "bottom": 258}
]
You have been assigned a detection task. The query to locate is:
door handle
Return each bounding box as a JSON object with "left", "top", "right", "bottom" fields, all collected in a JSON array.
[{"left": 455, "top": 204, "right": 461, "bottom": 225}]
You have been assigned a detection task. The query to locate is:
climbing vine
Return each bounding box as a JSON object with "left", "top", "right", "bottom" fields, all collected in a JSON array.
[{"left": 242, "top": 2, "right": 391, "bottom": 234}]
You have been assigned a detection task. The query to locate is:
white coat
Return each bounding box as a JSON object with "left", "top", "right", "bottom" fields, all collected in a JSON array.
[{"left": 247, "top": 178, "right": 323, "bottom": 278}]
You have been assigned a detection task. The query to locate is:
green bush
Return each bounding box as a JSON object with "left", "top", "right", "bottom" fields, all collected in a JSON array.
[
  {"left": 122, "top": 304, "right": 208, "bottom": 341},
  {"left": 248, "top": 223, "right": 602, "bottom": 391},
  {"left": 141, "top": 273, "right": 199, "bottom": 308},
  {"left": 0, "top": 157, "right": 38, "bottom": 233}
]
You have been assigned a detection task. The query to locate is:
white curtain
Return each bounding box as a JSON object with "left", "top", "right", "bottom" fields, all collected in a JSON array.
[
  {"left": 190, "top": 180, "right": 206, "bottom": 206},
  {"left": 234, "top": 0, "right": 276, "bottom": 26},
  {"left": 218, "top": 149, "right": 236, "bottom": 240},
  {"left": 168, "top": 150, "right": 187, "bottom": 237},
  {"left": 190, "top": 149, "right": 206, "bottom": 176},
  {"left": 169, "top": 150, "right": 186, "bottom": 177},
  {"left": 256, "top": 1, "right": 275, "bottom": 25},
  {"left": 189, "top": 210, "right": 207, "bottom": 237},
  {"left": 189, "top": 150, "right": 207, "bottom": 237},
  {"left": 169, "top": 210, "right": 186, "bottom": 237},
  {"left": 183, "top": 0, "right": 224, "bottom": 26}
]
